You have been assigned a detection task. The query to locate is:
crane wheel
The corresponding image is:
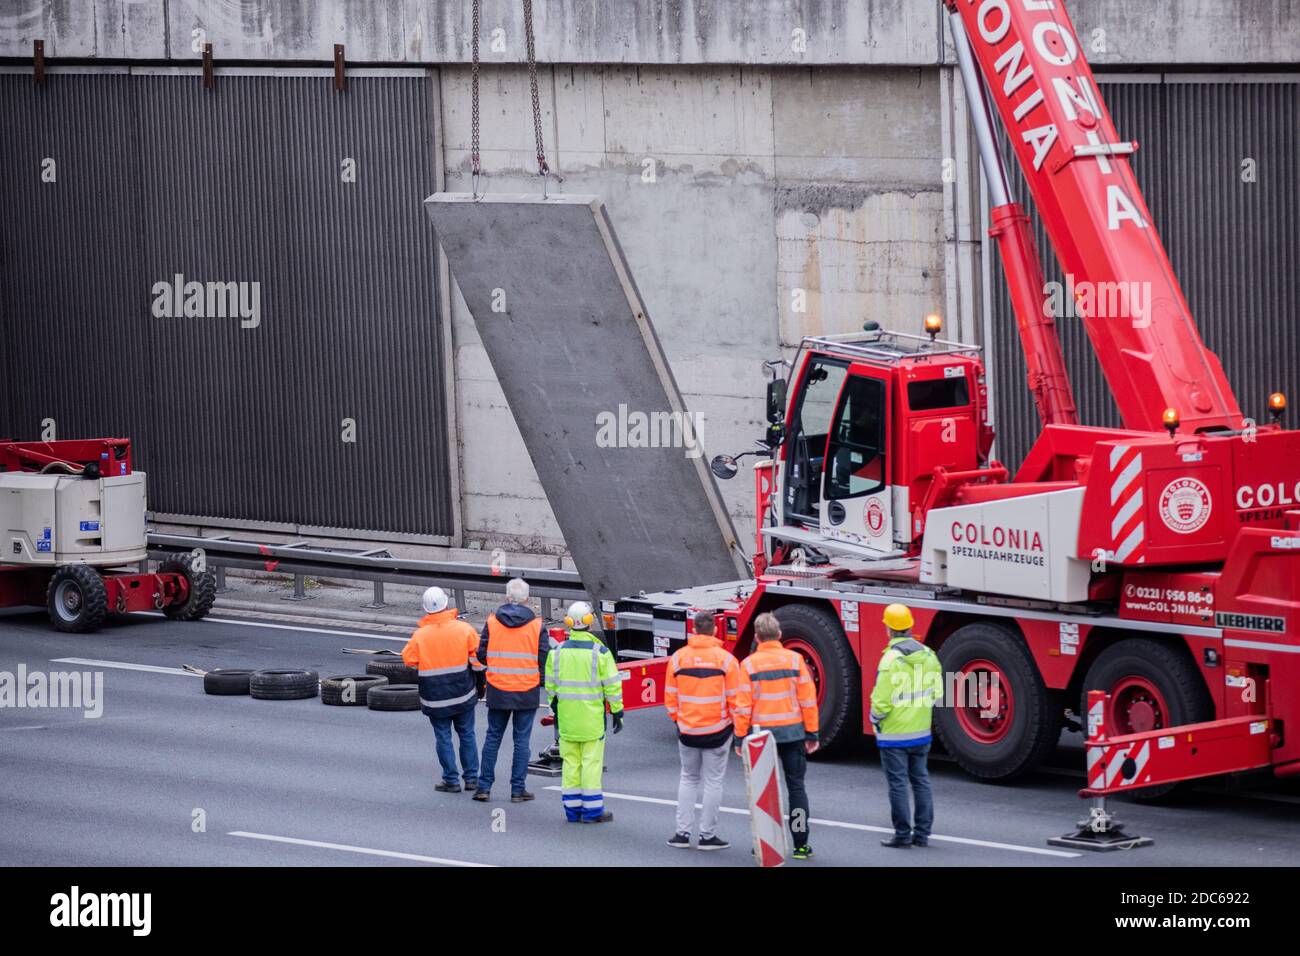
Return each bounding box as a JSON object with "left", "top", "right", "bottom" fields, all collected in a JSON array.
[
  {"left": 772, "top": 603, "right": 861, "bottom": 757},
  {"left": 159, "top": 554, "right": 216, "bottom": 621},
  {"left": 932, "top": 621, "right": 1062, "bottom": 780},
  {"left": 1080, "top": 638, "right": 1214, "bottom": 800},
  {"left": 47, "top": 565, "right": 109, "bottom": 633}
]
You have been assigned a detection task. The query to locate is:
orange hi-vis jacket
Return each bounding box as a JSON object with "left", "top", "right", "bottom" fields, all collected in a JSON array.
[
  {"left": 483, "top": 614, "right": 544, "bottom": 694},
  {"left": 665, "top": 633, "right": 742, "bottom": 748},
  {"left": 734, "top": 640, "right": 820, "bottom": 745},
  {"left": 402, "top": 608, "right": 484, "bottom": 719}
]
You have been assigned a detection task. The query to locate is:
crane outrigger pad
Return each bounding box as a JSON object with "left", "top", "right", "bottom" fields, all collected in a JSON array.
[{"left": 424, "top": 193, "right": 745, "bottom": 602}]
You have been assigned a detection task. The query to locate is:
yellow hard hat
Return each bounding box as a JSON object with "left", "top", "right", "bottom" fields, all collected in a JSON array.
[{"left": 882, "top": 603, "right": 914, "bottom": 631}]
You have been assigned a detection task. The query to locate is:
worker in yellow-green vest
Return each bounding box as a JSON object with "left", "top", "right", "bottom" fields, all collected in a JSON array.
[
  {"left": 870, "top": 604, "right": 942, "bottom": 848},
  {"left": 544, "top": 601, "right": 625, "bottom": 823}
]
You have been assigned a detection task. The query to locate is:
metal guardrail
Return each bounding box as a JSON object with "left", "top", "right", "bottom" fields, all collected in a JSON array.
[{"left": 146, "top": 532, "right": 586, "bottom": 616}]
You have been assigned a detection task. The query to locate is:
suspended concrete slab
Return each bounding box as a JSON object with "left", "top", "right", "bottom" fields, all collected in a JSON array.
[{"left": 424, "top": 192, "right": 747, "bottom": 603}]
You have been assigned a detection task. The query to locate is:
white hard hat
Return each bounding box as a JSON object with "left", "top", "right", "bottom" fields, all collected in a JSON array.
[
  {"left": 422, "top": 586, "right": 449, "bottom": 614},
  {"left": 565, "top": 601, "right": 595, "bottom": 628}
]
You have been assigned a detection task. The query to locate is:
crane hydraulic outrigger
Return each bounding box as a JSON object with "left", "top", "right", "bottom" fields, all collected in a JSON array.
[{"left": 607, "top": 0, "right": 1300, "bottom": 805}]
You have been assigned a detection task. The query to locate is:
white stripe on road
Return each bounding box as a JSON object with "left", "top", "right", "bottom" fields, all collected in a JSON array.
[
  {"left": 545, "top": 787, "right": 1081, "bottom": 859},
  {"left": 51, "top": 657, "right": 200, "bottom": 677},
  {"left": 141, "top": 612, "right": 407, "bottom": 643},
  {"left": 227, "top": 831, "right": 492, "bottom": 867}
]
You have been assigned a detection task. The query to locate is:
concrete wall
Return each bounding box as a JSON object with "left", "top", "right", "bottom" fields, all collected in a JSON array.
[
  {"left": 440, "top": 62, "right": 945, "bottom": 552},
  {"left": 5, "top": 1, "right": 1298, "bottom": 65}
]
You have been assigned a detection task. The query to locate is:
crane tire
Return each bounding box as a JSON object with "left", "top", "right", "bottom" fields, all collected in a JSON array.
[
  {"left": 772, "top": 602, "right": 861, "bottom": 757},
  {"left": 932, "top": 621, "right": 1062, "bottom": 780}
]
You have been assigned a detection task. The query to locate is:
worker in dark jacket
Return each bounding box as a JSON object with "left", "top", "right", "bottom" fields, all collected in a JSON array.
[{"left": 473, "top": 577, "right": 549, "bottom": 803}]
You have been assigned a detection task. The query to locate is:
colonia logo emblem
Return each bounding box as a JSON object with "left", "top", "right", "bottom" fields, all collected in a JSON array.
[
  {"left": 1159, "top": 478, "right": 1212, "bottom": 534},
  {"left": 865, "top": 499, "right": 886, "bottom": 536}
]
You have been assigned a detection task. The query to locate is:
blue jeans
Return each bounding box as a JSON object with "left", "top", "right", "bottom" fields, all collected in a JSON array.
[
  {"left": 429, "top": 708, "right": 479, "bottom": 787},
  {"left": 879, "top": 743, "right": 933, "bottom": 840},
  {"left": 478, "top": 708, "right": 537, "bottom": 794}
]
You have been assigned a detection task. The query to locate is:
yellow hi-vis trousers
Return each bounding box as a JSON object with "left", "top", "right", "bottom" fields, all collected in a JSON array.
[{"left": 559, "top": 737, "right": 605, "bottom": 821}]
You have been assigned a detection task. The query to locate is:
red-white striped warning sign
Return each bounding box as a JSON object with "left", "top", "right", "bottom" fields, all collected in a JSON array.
[{"left": 742, "top": 730, "right": 791, "bottom": 867}]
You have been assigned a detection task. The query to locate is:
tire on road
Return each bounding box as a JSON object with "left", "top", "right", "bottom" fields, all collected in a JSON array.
[
  {"left": 932, "top": 621, "right": 1062, "bottom": 780},
  {"left": 365, "top": 658, "right": 418, "bottom": 684},
  {"left": 159, "top": 553, "right": 217, "bottom": 622},
  {"left": 204, "top": 668, "right": 253, "bottom": 696},
  {"left": 1080, "top": 637, "right": 1214, "bottom": 799},
  {"left": 367, "top": 684, "right": 421, "bottom": 712},
  {"left": 249, "top": 669, "right": 320, "bottom": 701},
  {"left": 47, "top": 564, "right": 108, "bottom": 634},
  {"left": 772, "top": 602, "right": 861, "bottom": 757},
  {"left": 321, "top": 674, "right": 388, "bottom": 706}
]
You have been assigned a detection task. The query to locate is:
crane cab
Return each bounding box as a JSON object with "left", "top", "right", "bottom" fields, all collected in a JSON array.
[{"left": 752, "top": 326, "right": 994, "bottom": 567}]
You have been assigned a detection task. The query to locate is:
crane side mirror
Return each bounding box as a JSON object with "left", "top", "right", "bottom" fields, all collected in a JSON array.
[
  {"left": 710, "top": 455, "right": 739, "bottom": 480},
  {"left": 766, "top": 379, "right": 787, "bottom": 424}
]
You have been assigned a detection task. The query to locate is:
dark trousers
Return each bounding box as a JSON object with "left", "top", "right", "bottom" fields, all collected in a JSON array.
[
  {"left": 478, "top": 707, "right": 537, "bottom": 794},
  {"left": 777, "top": 740, "right": 811, "bottom": 849},
  {"left": 429, "top": 708, "right": 479, "bottom": 787},
  {"left": 879, "top": 743, "right": 933, "bottom": 840}
]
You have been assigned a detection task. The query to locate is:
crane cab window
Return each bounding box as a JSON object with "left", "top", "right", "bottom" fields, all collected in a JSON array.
[
  {"left": 825, "top": 375, "right": 886, "bottom": 501},
  {"left": 908, "top": 376, "right": 970, "bottom": 411},
  {"left": 784, "top": 358, "right": 848, "bottom": 524}
]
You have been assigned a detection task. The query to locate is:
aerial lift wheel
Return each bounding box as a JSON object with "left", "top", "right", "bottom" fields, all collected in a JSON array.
[
  {"left": 1080, "top": 638, "right": 1214, "bottom": 800},
  {"left": 159, "top": 554, "right": 217, "bottom": 621},
  {"left": 46, "top": 565, "right": 108, "bottom": 634},
  {"left": 932, "top": 621, "right": 1062, "bottom": 780},
  {"left": 772, "top": 603, "right": 861, "bottom": 756}
]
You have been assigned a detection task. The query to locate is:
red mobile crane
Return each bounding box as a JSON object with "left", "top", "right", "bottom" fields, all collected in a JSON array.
[{"left": 609, "top": 0, "right": 1300, "bottom": 800}]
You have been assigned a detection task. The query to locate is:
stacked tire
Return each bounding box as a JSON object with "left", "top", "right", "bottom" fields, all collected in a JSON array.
[
  {"left": 321, "top": 675, "right": 387, "bottom": 706},
  {"left": 365, "top": 657, "right": 419, "bottom": 684},
  {"left": 203, "top": 669, "right": 254, "bottom": 696},
  {"left": 367, "top": 684, "right": 421, "bottom": 712},
  {"left": 249, "top": 669, "right": 319, "bottom": 701}
]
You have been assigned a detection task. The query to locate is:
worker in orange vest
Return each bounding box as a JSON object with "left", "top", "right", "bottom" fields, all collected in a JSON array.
[
  {"left": 665, "top": 609, "right": 743, "bottom": 851},
  {"left": 734, "top": 612, "right": 820, "bottom": 861},
  {"left": 473, "top": 577, "right": 550, "bottom": 803},
  {"left": 402, "top": 586, "right": 484, "bottom": 793}
]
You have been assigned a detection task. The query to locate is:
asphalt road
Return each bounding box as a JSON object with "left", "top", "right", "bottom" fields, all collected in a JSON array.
[{"left": 2, "top": 607, "right": 1297, "bottom": 867}]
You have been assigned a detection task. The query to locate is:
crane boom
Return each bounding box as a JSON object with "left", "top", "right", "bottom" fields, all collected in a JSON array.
[{"left": 946, "top": 0, "right": 1243, "bottom": 435}]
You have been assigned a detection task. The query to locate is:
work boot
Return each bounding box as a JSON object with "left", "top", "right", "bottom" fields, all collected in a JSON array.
[
  {"left": 912, "top": 837, "right": 930, "bottom": 847},
  {"left": 791, "top": 845, "right": 814, "bottom": 860},
  {"left": 434, "top": 782, "right": 462, "bottom": 793},
  {"left": 880, "top": 836, "right": 913, "bottom": 848},
  {"left": 510, "top": 791, "right": 535, "bottom": 803},
  {"left": 697, "top": 835, "right": 730, "bottom": 851},
  {"left": 473, "top": 789, "right": 491, "bottom": 802},
  {"left": 582, "top": 811, "right": 614, "bottom": 824},
  {"left": 667, "top": 832, "right": 692, "bottom": 849}
]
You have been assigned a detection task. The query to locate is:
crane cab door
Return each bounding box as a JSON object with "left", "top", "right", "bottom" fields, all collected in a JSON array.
[{"left": 818, "top": 368, "right": 893, "bottom": 553}]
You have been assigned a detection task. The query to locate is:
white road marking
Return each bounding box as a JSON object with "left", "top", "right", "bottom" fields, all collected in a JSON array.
[
  {"left": 140, "top": 612, "right": 407, "bottom": 643},
  {"left": 545, "top": 787, "right": 1081, "bottom": 858},
  {"left": 51, "top": 657, "right": 200, "bottom": 677},
  {"left": 227, "top": 830, "right": 492, "bottom": 867}
]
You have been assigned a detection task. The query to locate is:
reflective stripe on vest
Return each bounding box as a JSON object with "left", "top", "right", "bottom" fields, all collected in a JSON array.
[
  {"left": 668, "top": 644, "right": 737, "bottom": 737},
  {"left": 485, "top": 615, "right": 542, "bottom": 692},
  {"left": 744, "top": 651, "right": 803, "bottom": 727}
]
